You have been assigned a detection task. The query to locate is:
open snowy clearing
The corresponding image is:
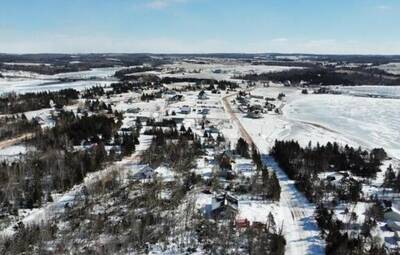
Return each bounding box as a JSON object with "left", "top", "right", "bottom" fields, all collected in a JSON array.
[
  {"left": 331, "top": 85, "right": 400, "bottom": 99},
  {"left": 0, "top": 67, "right": 122, "bottom": 94},
  {"left": 375, "top": 62, "right": 400, "bottom": 75},
  {"left": 284, "top": 94, "right": 400, "bottom": 159},
  {"left": 160, "top": 62, "right": 301, "bottom": 81}
]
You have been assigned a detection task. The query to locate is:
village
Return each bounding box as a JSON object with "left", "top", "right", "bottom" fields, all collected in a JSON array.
[{"left": 1, "top": 54, "right": 400, "bottom": 254}]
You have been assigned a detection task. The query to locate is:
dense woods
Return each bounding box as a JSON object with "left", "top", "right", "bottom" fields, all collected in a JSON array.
[
  {"left": 271, "top": 140, "right": 386, "bottom": 179},
  {"left": 141, "top": 125, "right": 203, "bottom": 170},
  {"left": 237, "top": 68, "right": 400, "bottom": 86},
  {"left": 0, "top": 89, "right": 79, "bottom": 114},
  {"left": 114, "top": 66, "right": 160, "bottom": 80},
  {"left": 271, "top": 140, "right": 386, "bottom": 203},
  {"left": 315, "top": 204, "right": 387, "bottom": 255},
  {"left": 0, "top": 108, "right": 139, "bottom": 214},
  {"left": 0, "top": 114, "right": 39, "bottom": 141}
]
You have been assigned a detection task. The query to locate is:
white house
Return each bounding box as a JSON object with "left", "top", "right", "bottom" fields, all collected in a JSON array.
[
  {"left": 387, "top": 220, "right": 400, "bottom": 232},
  {"left": 180, "top": 105, "right": 191, "bottom": 114},
  {"left": 385, "top": 207, "right": 400, "bottom": 222},
  {"left": 132, "top": 166, "right": 154, "bottom": 181}
]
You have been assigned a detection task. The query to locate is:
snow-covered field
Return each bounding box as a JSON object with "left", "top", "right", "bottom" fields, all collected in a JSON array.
[
  {"left": 375, "top": 62, "right": 400, "bottom": 75},
  {"left": 0, "top": 67, "right": 121, "bottom": 94},
  {"left": 235, "top": 85, "right": 400, "bottom": 160},
  {"left": 284, "top": 94, "right": 400, "bottom": 158},
  {"left": 0, "top": 144, "right": 27, "bottom": 162},
  {"left": 161, "top": 62, "right": 300, "bottom": 81},
  {"left": 332, "top": 85, "right": 400, "bottom": 99}
]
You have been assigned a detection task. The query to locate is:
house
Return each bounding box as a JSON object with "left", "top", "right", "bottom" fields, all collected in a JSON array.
[
  {"left": 265, "top": 102, "right": 276, "bottom": 111},
  {"left": 198, "top": 108, "right": 210, "bottom": 115},
  {"left": 167, "top": 94, "right": 183, "bottom": 102},
  {"left": 180, "top": 105, "right": 191, "bottom": 114},
  {"left": 247, "top": 104, "right": 264, "bottom": 119},
  {"left": 33, "top": 116, "right": 46, "bottom": 125},
  {"left": 236, "top": 218, "right": 250, "bottom": 229},
  {"left": 233, "top": 159, "right": 256, "bottom": 177},
  {"left": 163, "top": 90, "right": 176, "bottom": 95},
  {"left": 205, "top": 126, "right": 219, "bottom": 134},
  {"left": 388, "top": 221, "right": 400, "bottom": 232},
  {"left": 126, "top": 107, "right": 141, "bottom": 114},
  {"left": 236, "top": 95, "right": 250, "bottom": 106},
  {"left": 198, "top": 90, "right": 209, "bottom": 100},
  {"left": 54, "top": 104, "right": 64, "bottom": 112},
  {"left": 131, "top": 166, "right": 154, "bottom": 181},
  {"left": 211, "top": 193, "right": 239, "bottom": 218},
  {"left": 385, "top": 207, "right": 400, "bottom": 222},
  {"left": 136, "top": 116, "right": 150, "bottom": 122},
  {"left": 250, "top": 94, "right": 264, "bottom": 100}
]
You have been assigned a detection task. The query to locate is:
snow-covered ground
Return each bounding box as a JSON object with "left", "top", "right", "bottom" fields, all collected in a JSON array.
[
  {"left": 0, "top": 133, "right": 152, "bottom": 238},
  {"left": 331, "top": 85, "right": 400, "bottom": 99},
  {"left": 234, "top": 85, "right": 400, "bottom": 160},
  {"left": 284, "top": 94, "right": 400, "bottom": 158},
  {"left": 222, "top": 88, "right": 325, "bottom": 254},
  {"left": 0, "top": 144, "right": 27, "bottom": 162},
  {"left": 375, "top": 62, "right": 400, "bottom": 75},
  {"left": 0, "top": 67, "right": 121, "bottom": 94},
  {"left": 161, "top": 61, "right": 301, "bottom": 81}
]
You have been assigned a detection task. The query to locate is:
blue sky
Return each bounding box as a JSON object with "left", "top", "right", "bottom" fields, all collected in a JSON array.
[{"left": 0, "top": 0, "right": 399, "bottom": 54}]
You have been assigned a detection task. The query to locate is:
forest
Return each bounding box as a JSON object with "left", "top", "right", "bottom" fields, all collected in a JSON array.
[
  {"left": 271, "top": 140, "right": 386, "bottom": 179},
  {"left": 237, "top": 68, "right": 400, "bottom": 86},
  {"left": 0, "top": 89, "right": 79, "bottom": 114},
  {"left": 0, "top": 107, "right": 139, "bottom": 215}
]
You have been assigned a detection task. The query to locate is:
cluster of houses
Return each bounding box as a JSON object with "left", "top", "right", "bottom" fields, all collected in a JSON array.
[
  {"left": 381, "top": 200, "right": 400, "bottom": 245},
  {"left": 236, "top": 91, "right": 281, "bottom": 119}
]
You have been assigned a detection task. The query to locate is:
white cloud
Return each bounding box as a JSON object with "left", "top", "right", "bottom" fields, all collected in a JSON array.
[
  {"left": 377, "top": 5, "right": 392, "bottom": 11},
  {"left": 144, "top": 0, "right": 188, "bottom": 9},
  {"left": 270, "top": 38, "right": 289, "bottom": 43},
  {"left": 0, "top": 34, "right": 399, "bottom": 55}
]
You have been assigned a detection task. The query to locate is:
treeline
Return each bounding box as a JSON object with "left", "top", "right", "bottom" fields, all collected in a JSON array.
[
  {"left": 82, "top": 82, "right": 160, "bottom": 98},
  {"left": 252, "top": 61, "right": 318, "bottom": 68},
  {"left": 81, "top": 85, "right": 106, "bottom": 99},
  {"left": 141, "top": 125, "right": 202, "bottom": 171},
  {"left": 383, "top": 164, "right": 400, "bottom": 192},
  {"left": 0, "top": 63, "right": 93, "bottom": 75},
  {"left": 0, "top": 89, "right": 79, "bottom": 114},
  {"left": 160, "top": 77, "right": 239, "bottom": 89},
  {"left": 0, "top": 114, "right": 39, "bottom": 141},
  {"left": 197, "top": 214, "right": 285, "bottom": 254},
  {"left": 141, "top": 92, "right": 162, "bottom": 101},
  {"left": 145, "top": 118, "right": 177, "bottom": 128},
  {"left": 237, "top": 68, "right": 400, "bottom": 86},
  {"left": 114, "top": 66, "right": 160, "bottom": 80},
  {"left": 271, "top": 140, "right": 386, "bottom": 178},
  {"left": 315, "top": 204, "right": 387, "bottom": 255},
  {"left": 251, "top": 145, "right": 281, "bottom": 201},
  {"left": 110, "top": 81, "right": 159, "bottom": 95},
  {"left": 31, "top": 110, "right": 124, "bottom": 148},
  {"left": 271, "top": 141, "right": 386, "bottom": 203},
  {"left": 1, "top": 110, "right": 139, "bottom": 212},
  {"left": 78, "top": 99, "right": 113, "bottom": 114},
  {"left": 219, "top": 138, "right": 281, "bottom": 201},
  {"left": 0, "top": 143, "right": 109, "bottom": 210}
]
